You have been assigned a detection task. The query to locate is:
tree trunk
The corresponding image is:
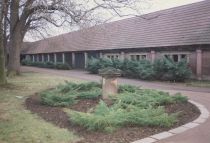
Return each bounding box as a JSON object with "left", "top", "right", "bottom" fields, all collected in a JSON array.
[
  {"left": 3, "top": 2, "right": 8, "bottom": 68},
  {"left": 7, "top": 0, "right": 21, "bottom": 76},
  {"left": 4, "top": 37, "right": 7, "bottom": 67},
  {"left": 0, "top": 42, "right": 6, "bottom": 85},
  {"left": 0, "top": 29, "right": 6, "bottom": 84},
  {"left": 7, "top": 30, "right": 22, "bottom": 76},
  {"left": 0, "top": 0, "right": 6, "bottom": 85}
]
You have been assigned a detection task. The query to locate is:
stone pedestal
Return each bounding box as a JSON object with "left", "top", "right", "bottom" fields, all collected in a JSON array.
[
  {"left": 102, "top": 77, "right": 118, "bottom": 99},
  {"left": 99, "top": 68, "right": 121, "bottom": 99}
]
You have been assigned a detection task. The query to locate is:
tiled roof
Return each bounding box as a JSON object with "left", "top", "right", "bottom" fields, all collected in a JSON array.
[{"left": 23, "top": 0, "right": 210, "bottom": 54}]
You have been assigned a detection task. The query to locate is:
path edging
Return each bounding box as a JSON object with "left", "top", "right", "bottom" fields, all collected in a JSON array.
[{"left": 131, "top": 100, "right": 209, "bottom": 143}]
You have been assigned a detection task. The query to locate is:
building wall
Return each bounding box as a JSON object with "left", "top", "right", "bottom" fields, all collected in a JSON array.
[
  {"left": 22, "top": 45, "right": 210, "bottom": 79},
  {"left": 202, "top": 51, "right": 210, "bottom": 76}
]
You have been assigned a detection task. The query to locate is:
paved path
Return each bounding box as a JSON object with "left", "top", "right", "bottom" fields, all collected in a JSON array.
[{"left": 21, "top": 66, "right": 210, "bottom": 143}]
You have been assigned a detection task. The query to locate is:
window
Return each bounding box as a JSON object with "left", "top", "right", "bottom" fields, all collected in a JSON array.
[
  {"left": 181, "top": 54, "right": 187, "bottom": 60},
  {"left": 163, "top": 53, "right": 188, "bottom": 62},
  {"left": 136, "top": 55, "right": 140, "bottom": 60},
  {"left": 106, "top": 54, "right": 119, "bottom": 60},
  {"left": 130, "top": 54, "right": 147, "bottom": 61},
  {"left": 131, "top": 55, "right": 135, "bottom": 60},
  {"left": 142, "top": 55, "right": 146, "bottom": 60},
  {"left": 172, "top": 55, "right": 178, "bottom": 62},
  {"left": 164, "top": 55, "right": 170, "bottom": 59}
]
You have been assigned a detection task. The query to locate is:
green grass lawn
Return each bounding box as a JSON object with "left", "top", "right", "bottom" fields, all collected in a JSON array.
[
  {"left": 158, "top": 80, "right": 210, "bottom": 88},
  {"left": 0, "top": 72, "right": 81, "bottom": 143},
  {"left": 185, "top": 80, "right": 210, "bottom": 88}
]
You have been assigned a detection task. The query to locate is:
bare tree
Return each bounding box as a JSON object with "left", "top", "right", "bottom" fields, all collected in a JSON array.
[
  {"left": 0, "top": 0, "right": 6, "bottom": 84},
  {"left": 5, "top": 0, "right": 140, "bottom": 76}
]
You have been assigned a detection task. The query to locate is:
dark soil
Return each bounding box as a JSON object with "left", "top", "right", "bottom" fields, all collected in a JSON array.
[{"left": 25, "top": 94, "right": 200, "bottom": 143}]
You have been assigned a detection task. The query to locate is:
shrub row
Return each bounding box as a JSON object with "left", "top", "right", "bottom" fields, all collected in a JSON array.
[
  {"left": 87, "top": 58, "right": 192, "bottom": 82},
  {"left": 21, "top": 59, "right": 71, "bottom": 70}
]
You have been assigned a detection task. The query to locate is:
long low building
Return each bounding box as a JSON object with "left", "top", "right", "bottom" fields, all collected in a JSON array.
[{"left": 22, "top": 0, "right": 210, "bottom": 79}]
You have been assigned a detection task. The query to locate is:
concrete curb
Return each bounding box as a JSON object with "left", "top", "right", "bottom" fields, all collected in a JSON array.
[{"left": 131, "top": 100, "right": 209, "bottom": 143}]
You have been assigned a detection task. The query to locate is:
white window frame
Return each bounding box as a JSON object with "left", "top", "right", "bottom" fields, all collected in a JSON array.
[
  {"left": 127, "top": 53, "right": 148, "bottom": 61},
  {"left": 105, "top": 53, "right": 120, "bottom": 60},
  {"left": 161, "top": 52, "right": 190, "bottom": 63}
]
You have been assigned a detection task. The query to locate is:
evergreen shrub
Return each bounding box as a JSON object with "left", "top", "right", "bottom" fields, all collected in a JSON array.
[{"left": 87, "top": 57, "right": 192, "bottom": 81}]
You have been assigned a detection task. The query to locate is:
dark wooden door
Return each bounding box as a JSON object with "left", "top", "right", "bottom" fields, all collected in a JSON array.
[
  {"left": 75, "top": 52, "right": 85, "bottom": 69},
  {"left": 65, "top": 52, "right": 72, "bottom": 67}
]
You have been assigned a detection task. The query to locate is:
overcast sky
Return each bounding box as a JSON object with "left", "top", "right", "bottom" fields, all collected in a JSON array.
[
  {"left": 25, "top": 0, "right": 204, "bottom": 42},
  {"left": 138, "top": 0, "right": 203, "bottom": 13}
]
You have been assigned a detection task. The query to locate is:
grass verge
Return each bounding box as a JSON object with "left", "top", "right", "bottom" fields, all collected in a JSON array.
[
  {"left": 0, "top": 72, "right": 80, "bottom": 143},
  {"left": 185, "top": 80, "right": 210, "bottom": 88}
]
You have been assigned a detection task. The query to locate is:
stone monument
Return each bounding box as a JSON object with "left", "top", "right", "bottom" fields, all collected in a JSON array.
[{"left": 99, "top": 67, "right": 121, "bottom": 99}]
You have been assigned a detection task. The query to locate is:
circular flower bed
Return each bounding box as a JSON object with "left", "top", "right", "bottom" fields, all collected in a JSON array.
[{"left": 25, "top": 82, "right": 200, "bottom": 143}]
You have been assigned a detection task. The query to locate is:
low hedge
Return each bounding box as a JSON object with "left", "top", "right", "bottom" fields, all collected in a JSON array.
[
  {"left": 21, "top": 60, "right": 71, "bottom": 70},
  {"left": 87, "top": 57, "right": 192, "bottom": 82}
]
